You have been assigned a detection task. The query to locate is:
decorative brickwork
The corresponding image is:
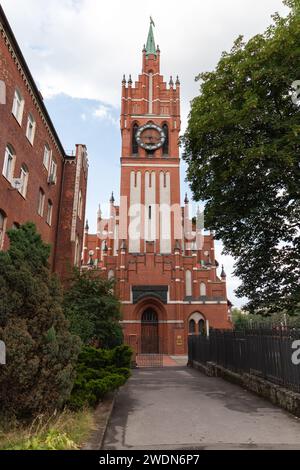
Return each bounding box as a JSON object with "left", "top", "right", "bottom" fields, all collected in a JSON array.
[
  {"left": 84, "top": 21, "right": 232, "bottom": 354},
  {"left": 0, "top": 6, "right": 88, "bottom": 280}
]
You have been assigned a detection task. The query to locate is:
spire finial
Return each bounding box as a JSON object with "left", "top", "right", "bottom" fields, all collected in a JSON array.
[
  {"left": 128, "top": 74, "right": 132, "bottom": 85},
  {"left": 146, "top": 17, "right": 157, "bottom": 57},
  {"left": 221, "top": 265, "right": 227, "bottom": 279},
  {"left": 169, "top": 76, "right": 174, "bottom": 87},
  {"left": 122, "top": 74, "right": 126, "bottom": 85},
  {"left": 110, "top": 192, "right": 115, "bottom": 204},
  {"left": 184, "top": 193, "right": 189, "bottom": 204},
  {"left": 85, "top": 220, "right": 89, "bottom": 231}
]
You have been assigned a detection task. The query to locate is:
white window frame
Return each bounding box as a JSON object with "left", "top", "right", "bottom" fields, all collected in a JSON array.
[
  {"left": 74, "top": 235, "right": 81, "bottom": 267},
  {"left": 26, "top": 113, "right": 36, "bottom": 145},
  {"left": 0, "top": 211, "right": 7, "bottom": 250},
  {"left": 2, "top": 145, "right": 15, "bottom": 182},
  {"left": 46, "top": 200, "right": 53, "bottom": 226},
  {"left": 49, "top": 158, "right": 57, "bottom": 185},
  {"left": 43, "top": 145, "right": 51, "bottom": 170},
  {"left": 37, "top": 189, "right": 45, "bottom": 217},
  {"left": 19, "top": 164, "right": 29, "bottom": 198},
  {"left": 12, "top": 89, "right": 24, "bottom": 125}
]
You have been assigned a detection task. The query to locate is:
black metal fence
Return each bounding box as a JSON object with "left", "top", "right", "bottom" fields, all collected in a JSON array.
[{"left": 188, "top": 328, "right": 300, "bottom": 393}]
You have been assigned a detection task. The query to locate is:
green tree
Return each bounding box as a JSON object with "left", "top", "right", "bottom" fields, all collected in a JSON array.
[
  {"left": 0, "top": 223, "right": 81, "bottom": 420},
  {"left": 183, "top": 0, "right": 300, "bottom": 314},
  {"left": 64, "top": 270, "right": 123, "bottom": 349}
]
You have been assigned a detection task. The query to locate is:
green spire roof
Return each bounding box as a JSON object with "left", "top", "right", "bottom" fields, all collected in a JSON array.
[{"left": 146, "top": 17, "right": 156, "bottom": 56}]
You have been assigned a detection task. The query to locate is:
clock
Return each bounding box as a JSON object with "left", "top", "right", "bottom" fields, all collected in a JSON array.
[{"left": 136, "top": 123, "right": 166, "bottom": 152}]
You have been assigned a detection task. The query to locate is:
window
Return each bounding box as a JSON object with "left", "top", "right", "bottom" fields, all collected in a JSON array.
[
  {"left": 49, "top": 158, "right": 57, "bottom": 185},
  {"left": 200, "top": 282, "right": 206, "bottom": 297},
  {"left": 0, "top": 81, "right": 6, "bottom": 105},
  {"left": 78, "top": 190, "right": 83, "bottom": 220},
  {"left": 199, "top": 319, "right": 206, "bottom": 336},
  {"left": 12, "top": 222, "right": 20, "bottom": 230},
  {"left": 74, "top": 235, "right": 81, "bottom": 266},
  {"left": 185, "top": 270, "right": 192, "bottom": 297},
  {"left": 189, "top": 319, "right": 196, "bottom": 335},
  {"left": 132, "top": 123, "right": 139, "bottom": 155},
  {"left": 12, "top": 89, "right": 24, "bottom": 124},
  {"left": 26, "top": 113, "right": 36, "bottom": 145},
  {"left": 0, "top": 210, "right": 7, "bottom": 250},
  {"left": 43, "top": 144, "right": 51, "bottom": 170},
  {"left": 162, "top": 124, "right": 169, "bottom": 155},
  {"left": 2, "top": 145, "right": 15, "bottom": 182},
  {"left": 37, "top": 189, "right": 45, "bottom": 216},
  {"left": 46, "top": 200, "right": 53, "bottom": 226},
  {"left": 19, "top": 164, "right": 29, "bottom": 198},
  {"left": 148, "top": 205, "right": 152, "bottom": 220}
]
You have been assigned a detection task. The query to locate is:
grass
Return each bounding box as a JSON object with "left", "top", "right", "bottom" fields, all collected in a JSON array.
[{"left": 0, "top": 408, "right": 94, "bottom": 450}]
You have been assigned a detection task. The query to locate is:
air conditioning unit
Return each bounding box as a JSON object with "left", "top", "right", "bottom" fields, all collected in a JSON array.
[{"left": 11, "top": 178, "right": 24, "bottom": 191}]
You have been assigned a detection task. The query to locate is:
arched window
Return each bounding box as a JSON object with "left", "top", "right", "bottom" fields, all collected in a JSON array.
[
  {"left": 189, "top": 319, "right": 196, "bottom": 334},
  {"left": 132, "top": 123, "right": 139, "bottom": 155},
  {"left": 185, "top": 270, "right": 192, "bottom": 297},
  {"left": 0, "top": 210, "right": 7, "bottom": 250},
  {"left": 108, "top": 270, "right": 115, "bottom": 280},
  {"left": 26, "top": 113, "right": 36, "bottom": 144},
  {"left": 162, "top": 124, "right": 169, "bottom": 155},
  {"left": 19, "top": 164, "right": 29, "bottom": 198},
  {"left": 142, "top": 309, "right": 158, "bottom": 323},
  {"left": 198, "top": 319, "right": 206, "bottom": 336},
  {"left": 200, "top": 282, "right": 206, "bottom": 297},
  {"left": 2, "top": 145, "right": 15, "bottom": 182}
]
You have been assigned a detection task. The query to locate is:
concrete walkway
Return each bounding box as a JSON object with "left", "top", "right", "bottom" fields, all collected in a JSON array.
[{"left": 103, "top": 367, "right": 300, "bottom": 450}]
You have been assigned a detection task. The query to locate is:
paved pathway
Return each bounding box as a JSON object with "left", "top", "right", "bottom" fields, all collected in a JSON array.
[{"left": 103, "top": 367, "right": 300, "bottom": 450}]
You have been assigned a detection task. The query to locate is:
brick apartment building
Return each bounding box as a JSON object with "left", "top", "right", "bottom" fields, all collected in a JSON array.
[
  {"left": 0, "top": 5, "right": 88, "bottom": 280},
  {"left": 83, "top": 21, "right": 232, "bottom": 355}
]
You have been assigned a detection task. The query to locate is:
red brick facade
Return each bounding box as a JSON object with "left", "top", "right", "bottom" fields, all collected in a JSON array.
[
  {"left": 0, "top": 6, "right": 88, "bottom": 279},
  {"left": 84, "top": 23, "right": 232, "bottom": 355}
]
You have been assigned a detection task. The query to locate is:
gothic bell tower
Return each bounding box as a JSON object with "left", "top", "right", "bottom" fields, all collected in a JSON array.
[{"left": 120, "top": 18, "right": 182, "bottom": 254}]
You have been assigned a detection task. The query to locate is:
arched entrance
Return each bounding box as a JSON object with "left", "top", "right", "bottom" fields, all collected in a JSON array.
[{"left": 141, "top": 308, "right": 159, "bottom": 354}]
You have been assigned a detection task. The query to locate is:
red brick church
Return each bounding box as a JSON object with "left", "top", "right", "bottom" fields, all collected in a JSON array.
[{"left": 83, "top": 20, "right": 232, "bottom": 355}]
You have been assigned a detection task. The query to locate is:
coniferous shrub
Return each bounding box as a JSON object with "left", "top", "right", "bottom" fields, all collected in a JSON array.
[
  {"left": 68, "top": 345, "right": 132, "bottom": 410},
  {"left": 0, "top": 223, "right": 81, "bottom": 420}
]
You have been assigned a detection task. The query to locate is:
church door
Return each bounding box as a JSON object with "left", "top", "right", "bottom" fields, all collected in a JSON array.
[{"left": 141, "top": 309, "right": 159, "bottom": 354}]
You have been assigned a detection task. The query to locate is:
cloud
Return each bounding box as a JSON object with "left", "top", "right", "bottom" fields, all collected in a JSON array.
[
  {"left": 1, "top": 0, "right": 288, "bottom": 130},
  {"left": 93, "top": 104, "right": 118, "bottom": 126},
  {"left": 2, "top": 0, "right": 287, "bottom": 307}
]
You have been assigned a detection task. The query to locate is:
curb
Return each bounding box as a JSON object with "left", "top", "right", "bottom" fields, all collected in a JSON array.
[
  {"left": 81, "top": 391, "right": 117, "bottom": 450},
  {"left": 191, "top": 360, "right": 300, "bottom": 418}
]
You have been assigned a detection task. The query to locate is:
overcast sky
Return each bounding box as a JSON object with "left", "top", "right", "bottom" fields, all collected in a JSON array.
[{"left": 1, "top": 0, "right": 289, "bottom": 307}]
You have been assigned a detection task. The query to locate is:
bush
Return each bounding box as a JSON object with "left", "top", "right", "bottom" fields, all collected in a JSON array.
[
  {"left": 0, "top": 224, "right": 81, "bottom": 421},
  {"left": 64, "top": 269, "right": 123, "bottom": 348},
  {"left": 68, "top": 345, "right": 132, "bottom": 410}
]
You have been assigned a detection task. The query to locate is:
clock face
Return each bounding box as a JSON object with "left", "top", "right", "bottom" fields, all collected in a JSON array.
[{"left": 136, "top": 123, "right": 166, "bottom": 151}]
